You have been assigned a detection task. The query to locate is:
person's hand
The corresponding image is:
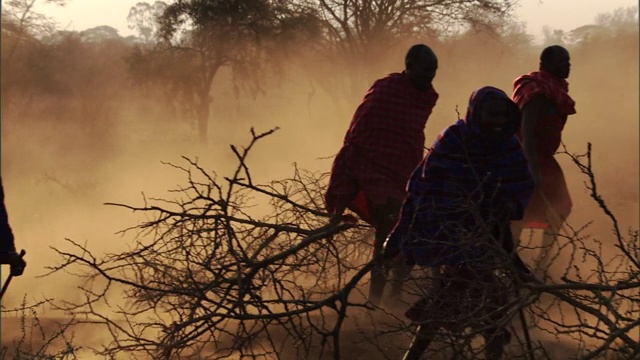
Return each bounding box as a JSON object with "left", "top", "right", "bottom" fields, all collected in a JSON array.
[
  {"left": 329, "top": 213, "right": 358, "bottom": 226},
  {"left": 0, "top": 251, "right": 26, "bottom": 276}
]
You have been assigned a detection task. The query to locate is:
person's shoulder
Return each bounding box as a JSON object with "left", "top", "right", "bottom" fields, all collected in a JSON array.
[
  {"left": 372, "top": 72, "right": 404, "bottom": 85},
  {"left": 446, "top": 120, "right": 466, "bottom": 135},
  {"left": 435, "top": 121, "right": 465, "bottom": 145},
  {"left": 365, "top": 72, "right": 406, "bottom": 97},
  {"left": 513, "top": 71, "right": 536, "bottom": 85},
  {"left": 387, "top": 72, "right": 405, "bottom": 80}
]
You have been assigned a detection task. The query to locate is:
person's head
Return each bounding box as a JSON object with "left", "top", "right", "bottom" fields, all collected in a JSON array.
[
  {"left": 405, "top": 44, "right": 438, "bottom": 91},
  {"left": 466, "top": 86, "right": 520, "bottom": 142},
  {"left": 540, "top": 45, "right": 571, "bottom": 79}
]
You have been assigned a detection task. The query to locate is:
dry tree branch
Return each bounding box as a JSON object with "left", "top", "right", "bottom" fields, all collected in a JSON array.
[
  {"left": 42, "top": 132, "right": 639, "bottom": 359},
  {"left": 46, "top": 128, "right": 375, "bottom": 359}
]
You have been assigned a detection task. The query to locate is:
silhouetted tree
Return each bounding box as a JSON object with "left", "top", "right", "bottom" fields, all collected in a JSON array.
[
  {"left": 297, "top": 0, "right": 519, "bottom": 106},
  {"left": 309, "top": 0, "right": 517, "bottom": 58},
  {"left": 127, "top": 0, "right": 320, "bottom": 144},
  {"left": 127, "top": 1, "right": 168, "bottom": 44},
  {"left": 1, "top": 0, "right": 66, "bottom": 112}
]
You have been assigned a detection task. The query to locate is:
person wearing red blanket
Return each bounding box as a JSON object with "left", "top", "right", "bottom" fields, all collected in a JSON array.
[
  {"left": 511, "top": 45, "right": 576, "bottom": 277},
  {"left": 324, "top": 44, "right": 439, "bottom": 306}
]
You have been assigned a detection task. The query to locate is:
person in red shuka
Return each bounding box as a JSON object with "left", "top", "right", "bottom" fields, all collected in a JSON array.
[
  {"left": 511, "top": 45, "right": 576, "bottom": 278},
  {"left": 324, "top": 44, "right": 439, "bottom": 306}
]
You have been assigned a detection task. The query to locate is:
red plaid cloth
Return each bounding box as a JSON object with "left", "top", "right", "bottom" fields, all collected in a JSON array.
[
  {"left": 520, "top": 157, "right": 572, "bottom": 229},
  {"left": 512, "top": 70, "right": 576, "bottom": 117},
  {"left": 513, "top": 70, "right": 576, "bottom": 156},
  {"left": 325, "top": 72, "right": 438, "bottom": 226},
  {"left": 512, "top": 70, "right": 576, "bottom": 228}
]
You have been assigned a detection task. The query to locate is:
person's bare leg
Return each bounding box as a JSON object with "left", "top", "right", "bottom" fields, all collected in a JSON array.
[
  {"left": 368, "top": 228, "right": 387, "bottom": 307},
  {"left": 369, "top": 198, "right": 402, "bottom": 306},
  {"left": 402, "top": 325, "right": 434, "bottom": 360},
  {"left": 386, "top": 256, "right": 411, "bottom": 305},
  {"left": 536, "top": 222, "right": 560, "bottom": 280},
  {"left": 482, "top": 269, "right": 511, "bottom": 360}
]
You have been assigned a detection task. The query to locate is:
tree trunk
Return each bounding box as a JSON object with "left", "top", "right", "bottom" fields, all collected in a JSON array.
[{"left": 196, "top": 96, "right": 211, "bottom": 145}]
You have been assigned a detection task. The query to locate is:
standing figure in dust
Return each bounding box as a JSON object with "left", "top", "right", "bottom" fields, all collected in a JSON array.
[
  {"left": 0, "top": 177, "right": 27, "bottom": 276},
  {"left": 383, "top": 86, "right": 535, "bottom": 360},
  {"left": 511, "top": 45, "right": 576, "bottom": 278},
  {"left": 324, "top": 44, "right": 439, "bottom": 307}
]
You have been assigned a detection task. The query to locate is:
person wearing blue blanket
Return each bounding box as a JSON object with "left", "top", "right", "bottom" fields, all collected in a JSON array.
[
  {"left": 384, "top": 86, "right": 535, "bottom": 360},
  {"left": 0, "top": 177, "right": 26, "bottom": 276}
]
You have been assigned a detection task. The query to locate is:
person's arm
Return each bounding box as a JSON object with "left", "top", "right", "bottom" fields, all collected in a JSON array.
[
  {"left": 0, "top": 177, "right": 26, "bottom": 276},
  {"left": 0, "top": 177, "right": 16, "bottom": 253},
  {"left": 520, "top": 95, "right": 549, "bottom": 184}
]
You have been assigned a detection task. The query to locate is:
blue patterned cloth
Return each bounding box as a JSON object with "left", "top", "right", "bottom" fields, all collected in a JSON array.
[{"left": 386, "top": 87, "right": 535, "bottom": 267}]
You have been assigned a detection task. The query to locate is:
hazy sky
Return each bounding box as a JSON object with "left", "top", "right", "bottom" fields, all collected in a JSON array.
[{"left": 31, "top": 0, "right": 639, "bottom": 40}]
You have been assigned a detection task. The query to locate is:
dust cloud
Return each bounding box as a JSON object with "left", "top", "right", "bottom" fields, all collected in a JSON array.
[{"left": 0, "top": 11, "right": 638, "bottom": 358}]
